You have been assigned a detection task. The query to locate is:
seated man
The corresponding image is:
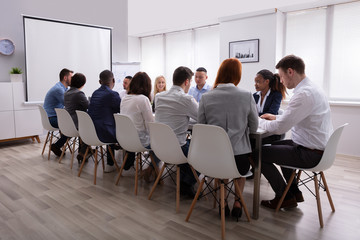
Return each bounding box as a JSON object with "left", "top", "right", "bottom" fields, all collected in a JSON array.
[
  {"left": 188, "top": 67, "right": 211, "bottom": 102},
  {"left": 87, "top": 70, "right": 120, "bottom": 173},
  {"left": 119, "top": 75, "right": 132, "bottom": 99},
  {"left": 43, "top": 68, "right": 73, "bottom": 156},
  {"left": 258, "top": 55, "right": 333, "bottom": 209},
  {"left": 155, "top": 66, "right": 199, "bottom": 198}
]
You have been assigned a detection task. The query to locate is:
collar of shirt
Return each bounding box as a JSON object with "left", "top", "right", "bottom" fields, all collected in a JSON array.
[
  {"left": 293, "top": 77, "right": 310, "bottom": 94},
  {"left": 57, "top": 81, "right": 67, "bottom": 91},
  {"left": 216, "top": 83, "right": 236, "bottom": 88},
  {"left": 170, "top": 85, "right": 185, "bottom": 93},
  {"left": 196, "top": 82, "right": 211, "bottom": 92},
  {"left": 256, "top": 89, "right": 271, "bottom": 113}
]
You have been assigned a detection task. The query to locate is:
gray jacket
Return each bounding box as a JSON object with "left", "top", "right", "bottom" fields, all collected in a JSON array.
[{"left": 198, "top": 83, "right": 258, "bottom": 155}]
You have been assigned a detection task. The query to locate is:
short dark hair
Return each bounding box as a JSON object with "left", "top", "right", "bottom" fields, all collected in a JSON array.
[
  {"left": 276, "top": 55, "right": 305, "bottom": 74},
  {"left": 70, "top": 73, "right": 86, "bottom": 89},
  {"left": 196, "top": 67, "right": 207, "bottom": 73},
  {"left": 99, "top": 70, "right": 114, "bottom": 85},
  {"left": 128, "top": 72, "right": 152, "bottom": 101},
  {"left": 125, "top": 76, "right": 132, "bottom": 80},
  {"left": 59, "top": 68, "right": 73, "bottom": 81},
  {"left": 173, "top": 66, "right": 194, "bottom": 86}
]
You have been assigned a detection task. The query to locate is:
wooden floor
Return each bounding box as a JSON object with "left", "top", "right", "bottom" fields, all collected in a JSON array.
[{"left": 0, "top": 138, "right": 359, "bottom": 240}]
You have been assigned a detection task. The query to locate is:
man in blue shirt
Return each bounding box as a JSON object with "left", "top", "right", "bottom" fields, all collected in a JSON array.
[
  {"left": 188, "top": 67, "right": 212, "bottom": 102},
  {"left": 43, "top": 68, "right": 73, "bottom": 156}
]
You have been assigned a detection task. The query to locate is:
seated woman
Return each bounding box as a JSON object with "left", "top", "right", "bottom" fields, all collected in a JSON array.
[
  {"left": 120, "top": 72, "right": 159, "bottom": 182},
  {"left": 198, "top": 58, "right": 258, "bottom": 221},
  {"left": 253, "top": 69, "right": 286, "bottom": 143},
  {"left": 151, "top": 75, "right": 167, "bottom": 112},
  {"left": 64, "top": 73, "right": 90, "bottom": 163}
]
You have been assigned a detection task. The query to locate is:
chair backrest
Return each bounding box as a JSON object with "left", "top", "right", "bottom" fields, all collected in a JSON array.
[
  {"left": 55, "top": 108, "right": 79, "bottom": 138},
  {"left": 148, "top": 122, "right": 187, "bottom": 165},
  {"left": 113, "top": 114, "right": 147, "bottom": 152},
  {"left": 188, "top": 124, "right": 248, "bottom": 179},
  {"left": 76, "top": 110, "right": 104, "bottom": 146},
  {"left": 311, "top": 123, "right": 348, "bottom": 172},
  {"left": 38, "top": 105, "right": 58, "bottom": 131}
]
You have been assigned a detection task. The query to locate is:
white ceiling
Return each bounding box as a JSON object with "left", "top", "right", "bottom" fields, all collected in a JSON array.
[{"left": 128, "top": 0, "right": 350, "bottom": 37}]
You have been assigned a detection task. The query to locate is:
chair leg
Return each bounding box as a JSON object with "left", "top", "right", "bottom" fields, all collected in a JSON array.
[
  {"left": 78, "top": 147, "right": 90, "bottom": 177},
  {"left": 190, "top": 165, "right": 200, "bottom": 185},
  {"left": 213, "top": 178, "right": 218, "bottom": 209},
  {"left": 135, "top": 152, "right": 140, "bottom": 195},
  {"left": 94, "top": 148, "right": 98, "bottom": 185},
  {"left": 148, "top": 164, "right": 166, "bottom": 200},
  {"left": 314, "top": 173, "right": 324, "bottom": 228},
  {"left": 185, "top": 178, "right": 205, "bottom": 222},
  {"left": 100, "top": 146, "right": 105, "bottom": 172},
  {"left": 59, "top": 138, "right": 70, "bottom": 163},
  {"left": 115, "top": 152, "right": 129, "bottom": 185},
  {"left": 220, "top": 182, "right": 225, "bottom": 240},
  {"left": 149, "top": 153, "right": 160, "bottom": 176},
  {"left": 320, "top": 172, "right": 335, "bottom": 212},
  {"left": 276, "top": 170, "right": 296, "bottom": 212},
  {"left": 176, "top": 165, "right": 180, "bottom": 213},
  {"left": 70, "top": 137, "right": 76, "bottom": 169},
  {"left": 107, "top": 146, "right": 120, "bottom": 171},
  {"left": 41, "top": 131, "right": 50, "bottom": 155},
  {"left": 48, "top": 131, "right": 55, "bottom": 160},
  {"left": 234, "top": 179, "right": 251, "bottom": 222}
]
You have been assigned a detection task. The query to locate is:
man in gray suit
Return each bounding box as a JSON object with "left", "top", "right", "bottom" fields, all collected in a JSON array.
[{"left": 155, "top": 66, "right": 199, "bottom": 198}]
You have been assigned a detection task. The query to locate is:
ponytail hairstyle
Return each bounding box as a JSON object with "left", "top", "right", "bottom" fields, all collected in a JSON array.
[{"left": 257, "top": 69, "right": 287, "bottom": 99}]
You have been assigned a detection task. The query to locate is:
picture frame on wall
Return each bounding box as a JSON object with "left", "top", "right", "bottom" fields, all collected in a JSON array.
[{"left": 229, "top": 39, "right": 259, "bottom": 63}]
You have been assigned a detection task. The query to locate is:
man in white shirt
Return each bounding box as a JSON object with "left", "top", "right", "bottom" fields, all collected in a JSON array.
[
  {"left": 258, "top": 55, "right": 333, "bottom": 209},
  {"left": 188, "top": 67, "right": 211, "bottom": 102},
  {"left": 155, "top": 66, "right": 199, "bottom": 198}
]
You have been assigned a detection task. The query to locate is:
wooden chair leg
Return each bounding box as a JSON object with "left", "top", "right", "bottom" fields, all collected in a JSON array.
[
  {"left": 149, "top": 153, "right": 160, "bottom": 176},
  {"left": 94, "top": 148, "right": 98, "bottom": 185},
  {"left": 115, "top": 152, "right": 128, "bottom": 185},
  {"left": 70, "top": 137, "right": 76, "bottom": 169},
  {"left": 297, "top": 170, "right": 302, "bottom": 183},
  {"left": 135, "top": 152, "right": 140, "bottom": 195},
  {"left": 42, "top": 131, "right": 50, "bottom": 155},
  {"left": 220, "top": 182, "right": 225, "bottom": 240},
  {"left": 48, "top": 131, "right": 54, "bottom": 160},
  {"left": 276, "top": 170, "right": 296, "bottom": 212},
  {"left": 35, "top": 135, "right": 41, "bottom": 143},
  {"left": 234, "top": 179, "right": 251, "bottom": 222},
  {"left": 148, "top": 164, "right": 166, "bottom": 200},
  {"left": 186, "top": 178, "right": 205, "bottom": 222},
  {"left": 100, "top": 146, "right": 105, "bottom": 172},
  {"left": 78, "top": 147, "right": 90, "bottom": 177},
  {"left": 107, "top": 146, "right": 120, "bottom": 171},
  {"left": 314, "top": 173, "right": 324, "bottom": 228},
  {"left": 190, "top": 165, "right": 200, "bottom": 185},
  {"left": 320, "top": 171, "right": 335, "bottom": 212},
  {"left": 59, "top": 137, "right": 70, "bottom": 163},
  {"left": 176, "top": 166, "right": 180, "bottom": 213},
  {"left": 213, "top": 178, "right": 218, "bottom": 209}
]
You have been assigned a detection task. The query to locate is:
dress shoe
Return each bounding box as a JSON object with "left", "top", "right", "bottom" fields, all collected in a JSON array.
[
  {"left": 76, "top": 152, "right": 91, "bottom": 164},
  {"left": 123, "top": 159, "right": 135, "bottom": 171},
  {"left": 261, "top": 196, "right": 297, "bottom": 209},
  {"left": 246, "top": 167, "right": 254, "bottom": 180},
  {"left": 180, "top": 182, "right": 196, "bottom": 199},
  {"left": 104, "top": 164, "right": 116, "bottom": 173},
  {"left": 218, "top": 203, "right": 230, "bottom": 217},
  {"left": 294, "top": 191, "right": 304, "bottom": 202},
  {"left": 231, "top": 200, "right": 242, "bottom": 222},
  {"left": 51, "top": 144, "right": 62, "bottom": 157}
]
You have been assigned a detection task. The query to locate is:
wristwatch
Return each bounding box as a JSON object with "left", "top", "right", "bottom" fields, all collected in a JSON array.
[{"left": 0, "top": 39, "right": 15, "bottom": 56}]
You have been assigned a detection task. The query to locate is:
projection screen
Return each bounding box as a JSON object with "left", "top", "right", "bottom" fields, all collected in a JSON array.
[{"left": 23, "top": 16, "right": 112, "bottom": 102}]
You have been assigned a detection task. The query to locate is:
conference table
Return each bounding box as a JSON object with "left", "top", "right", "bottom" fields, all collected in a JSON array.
[{"left": 250, "top": 128, "right": 271, "bottom": 220}]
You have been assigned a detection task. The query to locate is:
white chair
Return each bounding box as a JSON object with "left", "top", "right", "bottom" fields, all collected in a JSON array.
[
  {"left": 38, "top": 105, "right": 59, "bottom": 160},
  {"left": 275, "top": 123, "right": 348, "bottom": 228},
  {"left": 147, "top": 122, "right": 199, "bottom": 213},
  {"left": 185, "top": 124, "right": 252, "bottom": 240},
  {"left": 55, "top": 108, "right": 80, "bottom": 169},
  {"left": 76, "top": 111, "right": 119, "bottom": 185},
  {"left": 113, "top": 114, "right": 159, "bottom": 195}
]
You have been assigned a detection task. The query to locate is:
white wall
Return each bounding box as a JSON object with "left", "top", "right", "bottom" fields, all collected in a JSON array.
[
  {"left": 219, "top": 11, "right": 279, "bottom": 93},
  {"left": 0, "top": 0, "right": 128, "bottom": 83}
]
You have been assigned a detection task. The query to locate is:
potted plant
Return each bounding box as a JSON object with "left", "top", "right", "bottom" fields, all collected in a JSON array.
[{"left": 10, "top": 67, "right": 23, "bottom": 82}]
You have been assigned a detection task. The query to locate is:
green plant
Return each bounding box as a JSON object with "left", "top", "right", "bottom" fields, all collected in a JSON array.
[{"left": 10, "top": 67, "right": 23, "bottom": 74}]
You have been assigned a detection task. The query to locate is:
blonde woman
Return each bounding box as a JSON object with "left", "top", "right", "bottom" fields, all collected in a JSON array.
[{"left": 152, "top": 75, "right": 167, "bottom": 112}]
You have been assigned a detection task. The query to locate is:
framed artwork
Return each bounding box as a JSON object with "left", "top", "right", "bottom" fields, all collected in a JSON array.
[{"left": 229, "top": 39, "right": 259, "bottom": 63}]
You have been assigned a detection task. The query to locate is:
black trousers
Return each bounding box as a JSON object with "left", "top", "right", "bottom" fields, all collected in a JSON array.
[{"left": 260, "top": 140, "right": 323, "bottom": 197}]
